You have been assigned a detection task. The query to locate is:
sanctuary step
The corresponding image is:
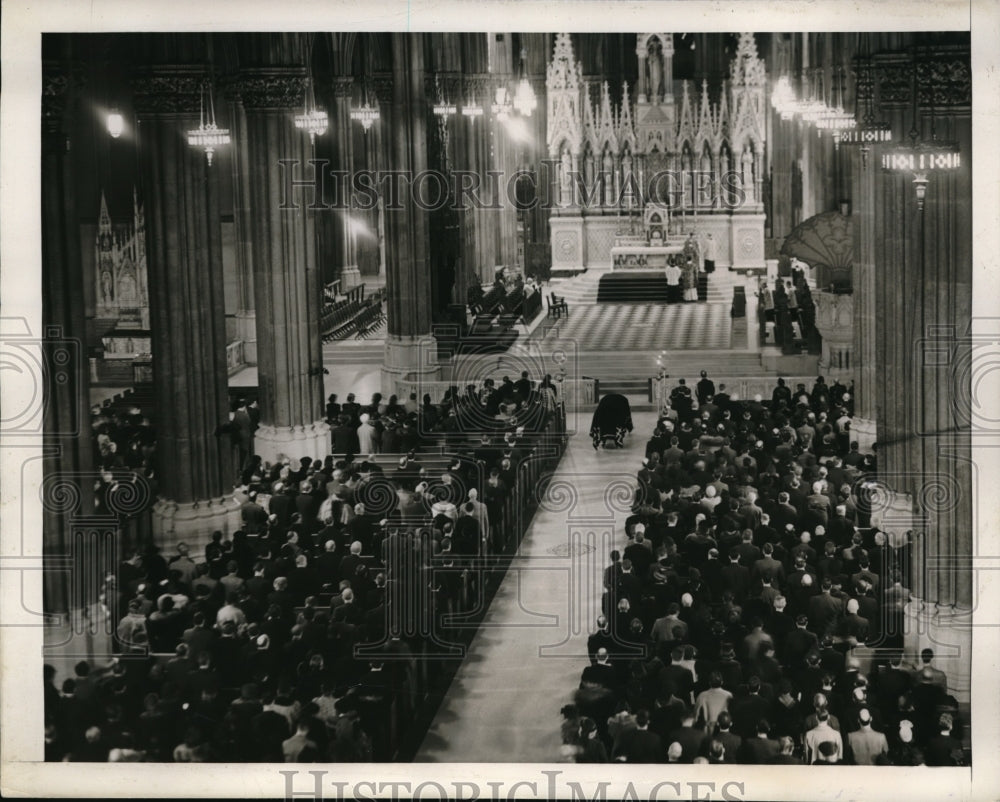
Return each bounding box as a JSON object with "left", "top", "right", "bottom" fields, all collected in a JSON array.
[
  {"left": 597, "top": 272, "right": 710, "bottom": 303},
  {"left": 555, "top": 267, "right": 742, "bottom": 305},
  {"left": 597, "top": 273, "right": 669, "bottom": 303}
]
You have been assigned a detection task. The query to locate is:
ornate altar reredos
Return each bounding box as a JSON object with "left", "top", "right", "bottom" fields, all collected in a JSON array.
[
  {"left": 547, "top": 33, "right": 766, "bottom": 274},
  {"left": 95, "top": 189, "right": 152, "bottom": 360}
]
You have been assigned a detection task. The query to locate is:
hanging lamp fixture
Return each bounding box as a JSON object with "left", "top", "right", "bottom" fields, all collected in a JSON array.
[
  {"left": 351, "top": 80, "right": 380, "bottom": 132},
  {"left": 186, "top": 78, "right": 230, "bottom": 166},
  {"left": 512, "top": 48, "right": 537, "bottom": 117},
  {"left": 432, "top": 75, "right": 457, "bottom": 117},
  {"left": 294, "top": 76, "right": 329, "bottom": 143}
]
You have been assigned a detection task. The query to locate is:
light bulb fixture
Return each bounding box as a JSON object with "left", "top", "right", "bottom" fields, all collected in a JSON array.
[
  {"left": 351, "top": 81, "right": 380, "bottom": 132},
  {"left": 186, "top": 79, "right": 230, "bottom": 166},
  {"left": 492, "top": 85, "right": 513, "bottom": 120},
  {"left": 770, "top": 75, "right": 797, "bottom": 120},
  {"left": 294, "top": 76, "right": 328, "bottom": 144},
  {"left": 432, "top": 75, "right": 457, "bottom": 118},
  {"left": 512, "top": 48, "right": 537, "bottom": 117},
  {"left": 107, "top": 109, "right": 124, "bottom": 138},
  {"left": 462, "top": 95, "right": 484, "bottom": 119},
  {"left": 882, "top": 141, "right": 961, "bottom": 173}
]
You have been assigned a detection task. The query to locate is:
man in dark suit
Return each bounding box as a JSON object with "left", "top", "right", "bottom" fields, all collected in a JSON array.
[
  {"left": 752, "top": 543, "right": 785, "bottom": 590},
  {"left": 580, "top": 648, "right": 618, "bottom": 690},
  {"left": 923, "top": 713, "right": 964, "bottom": 766},
  {"left": 807, "top": 579, "right": 843, "bottom": 637},
  {"left": 615, "top": 709, "right": 664, "bottom": 763},
  {"left": 720, "top": 549, "right": 751, "bottom": 603},
  {"left": 331, "top": 415, "right": 358, "bottom": 454},
  {"left": 670, "top": 379, "right": 694, "bottom": 420},
  {"left": 696, "top": 371, "right": 716, "bottom": 407},
  {"left": 731, "top": 676, "right": 771, "bottom": 738},
  {"left": 733, "top": 528, "right": 762, "bottom": 567},
  {"left": 701, "top": 711, "right": 742, "bottom": 763},
  {"left": 338, "top": 541, "right": 364, "bottom": 584},
  {"left": 740, "top": 719, "right": 781, "bottom": 763},
  {"left": 332, "top": 588, "right": 364, "bottom": 626},
  {"left": 661, "top": 647, "right": 695, "bottom": 704},
  {"left": 782, "top": 615, "right": 819, "bottom": 667},
  {"left": 587, "top": 616, "right": 616, "bottom": 663},
  {"left": 240, "top": 491, "right": 268, "bottom": 535},
  {"left": 268, "top": 483, "right": 294, "bottom": 530},
  {"left": 771, "top": 492, "right": 800, "bottom": 533},
  {"left": 839, "top": 598, "right": 869, "bottom": 645},
  {"left": 666, "top": 714, "right": 703, "bottom": 763}
]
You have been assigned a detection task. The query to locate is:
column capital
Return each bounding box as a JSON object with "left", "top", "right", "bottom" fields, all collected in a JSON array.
[
  {"left": 330, "top": 75, "right": 355, "bottom": 98},
  {"left": 42, "top": 60, "right": 85, "bottom": 134},
  {"left": 229, "top": 67, "right": 308, "bottom": 111},
  {"left": 131, "top": 67, "right": 206, "bottom": 117},
  {"left": 426, "top": 72, "right": 462, "bottom": 99},
  {"left": 372, "top": 73, "right": 394, "bottom": 103}
]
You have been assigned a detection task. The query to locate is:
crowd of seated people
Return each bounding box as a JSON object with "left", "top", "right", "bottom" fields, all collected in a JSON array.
[
  {"left": 45, "top": 376, "right": 565, "bottom": 762},
  {"left": 563, "top": 374, "right": 967, "bottom": 766},
  {"left": 90, "top": 404, "right": 158, "bottom": 516}
]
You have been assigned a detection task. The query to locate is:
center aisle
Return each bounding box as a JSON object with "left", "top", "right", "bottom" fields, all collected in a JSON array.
[{"left": 415, "top": 410, "right": 658, "bottom": 762}]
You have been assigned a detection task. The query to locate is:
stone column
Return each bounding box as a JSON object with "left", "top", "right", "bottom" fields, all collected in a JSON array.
[
  {"left": 868, "top": 47, "right": 973, "bottom": 699},
  {"left": 381, "top": 33, "right": 440, "bottom": 395},
  {"left": 813, "top": 291, "right": 854, "bottom": 376},
  {"left": 41, "top": 56, "right": 96, "bottom": 613},
  {"left": 234, "top": 35, "right": 331, "bottom": 465},
  {"left": 850, "top": 146, "right": 877, "bottom": 451},
  {"left": 132, "top": 65, "right": 240, "bottom": 549},
  {"left": 228, "top": 96, "right": 257, "bottom": 364},
  {"left": 331, "top": 76, "right": 362, "bottom": 289}
]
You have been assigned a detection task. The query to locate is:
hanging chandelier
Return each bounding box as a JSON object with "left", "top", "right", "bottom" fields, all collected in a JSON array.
[
  {"left": 107, "top": 108, "right": 124, "bottom": 138},
  {"left": 187, "top": 79, "right": 230, "bottom": 166},
  {"left": 462, "top": 90, "right": 484, "bottom": 119},
  {"left": 351, "top": 81, "right": 380, "bottom": 132},
  {"left": 294, "top": 76, "right": 328, "bottom": 143},
  {"left": 432, "top": 75, "right": 457, "bottom": 118},
  {"left": 512, "top": 48, "right": 537, "bottom": 117},
  {"left": 770, "top": 75, "right": 797, "bottom": 120},
  {"left": 491, "top": 85, "right": 513, "bottom": 120},
  {"left": 816, "top": 67, "right": 856, "bottom": 137}
]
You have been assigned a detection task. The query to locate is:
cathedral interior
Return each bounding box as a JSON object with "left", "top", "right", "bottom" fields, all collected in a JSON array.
[{"left": 36, "top": 30, "right": 975, "bottom": 766}]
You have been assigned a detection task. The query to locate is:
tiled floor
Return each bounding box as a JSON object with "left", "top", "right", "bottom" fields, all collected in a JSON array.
[{"left": 415, "top": 411, "right": 656, "bottom": 762}]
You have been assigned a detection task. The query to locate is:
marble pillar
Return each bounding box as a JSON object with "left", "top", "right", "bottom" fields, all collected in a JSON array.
[
  {"left": 229, "top": 96, "right": 257, "bottom": 364},
  {"left": 132, "top": 66, "right": 241, "bottom": 549},
  {"left": 41, "top": 58, "right": 95, "bottom": 613},
  {"left": 867, "top": 49, "right": 973, "bottom": 698},
  {"left": 331, "top": 76, "right": 362, "bottom": 290},
  {"left": 381, "top": 33, "right": 440, "bottom": 395},
  {"left": 851, "top": 145, "right": 878, "bottom": 452},
  {"left": 234, "top": 36, "right": 331, "bottom": 465}
]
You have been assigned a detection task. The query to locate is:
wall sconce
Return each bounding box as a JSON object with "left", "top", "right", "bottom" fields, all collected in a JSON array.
[{"left": 107, "top": 109, "right": 124, "bottom": 139}]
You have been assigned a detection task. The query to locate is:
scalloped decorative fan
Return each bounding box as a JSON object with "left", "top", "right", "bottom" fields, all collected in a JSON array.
[{"left": 780, "top": 211, "right": 853, "bottom": 283}]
